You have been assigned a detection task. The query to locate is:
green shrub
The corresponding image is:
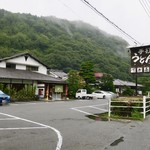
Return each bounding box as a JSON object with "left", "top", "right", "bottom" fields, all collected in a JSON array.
[
  {"left": 15, "top": 85, "right": 36, "bottom": 101},
  {"left": 122, "top": 86, "right": 134, "bottom": 96},
  {"left": 0, "top": 84, "right": 37, "bottom": 102},
  {"left": 131, "top": 109, "right": 143, "bottom": 119}
]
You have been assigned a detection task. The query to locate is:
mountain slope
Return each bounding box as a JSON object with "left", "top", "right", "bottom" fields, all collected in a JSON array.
[{"left": 0, "top": 9, "right": 131, "bottom": 80}]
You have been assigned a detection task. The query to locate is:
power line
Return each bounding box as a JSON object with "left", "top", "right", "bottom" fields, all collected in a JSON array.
[
  {"left": 80, "top": 0, "right": 141, "bottom": 45},
  {"left": 143, "top": 0, "right": 150, "bottom": 11},
  {"left": 139, "top": 0, "right": 150, "bottom": 17},
  {"left": 139, "top": 0, "right": 150, "bottom": 18},
  {"left": 57, "top": 0, "right": 83, "bottom": 19}
]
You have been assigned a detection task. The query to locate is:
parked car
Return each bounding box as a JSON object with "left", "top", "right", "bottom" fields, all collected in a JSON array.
[
  {"left": 92, "top": 91, "right": 106, "bottom": 99},
  {"left": 0, "top": 90, "right": 10, "bottom": 105},
  {"left": 107, "top": 91, "right": 118, "bottom": 99},
  {"left": 92, "top": 90, "right": 118, "bottom": 99},
  {"left": 76, "top": 89, "right": 95, "bottom": 99}
]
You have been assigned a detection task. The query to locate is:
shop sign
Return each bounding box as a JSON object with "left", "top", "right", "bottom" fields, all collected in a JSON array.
[
  {"left": 130, "top": 45, "right": 150, "bottom": 73},
  {"left": 55, "top": 85, "right": 63, "bottom": 93}
]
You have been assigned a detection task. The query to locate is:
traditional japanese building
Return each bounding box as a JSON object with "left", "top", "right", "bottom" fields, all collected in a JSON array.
[{"left": 0, "top": 52, "right": 68, "bottom": 100}]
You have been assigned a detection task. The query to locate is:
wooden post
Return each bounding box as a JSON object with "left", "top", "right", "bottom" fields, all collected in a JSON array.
[
  {"left": 45, "top": 84, "right": 49, "bottom": 101},
  {"left": 143, "top": 96, "right": 146, "bottom": 119},
  {"left": 108, "top": 98, "right": 111, "bottom": 121},
  {"left": 135, "top": 67, "right": 138, "bottom": 96}
]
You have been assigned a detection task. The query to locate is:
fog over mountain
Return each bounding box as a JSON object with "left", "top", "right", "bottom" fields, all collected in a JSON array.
[{"left": 0, "top": 9, "right": 132, "bottom": 80}]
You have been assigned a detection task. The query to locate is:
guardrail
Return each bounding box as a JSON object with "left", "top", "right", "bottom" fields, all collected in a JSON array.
[{"left": 108, "top": 96, "right": 150, "bottom": 119}]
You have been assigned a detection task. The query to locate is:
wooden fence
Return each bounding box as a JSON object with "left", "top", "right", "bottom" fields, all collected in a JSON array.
[{"left": 108, "top": 96, "right": 150, "bottom": 119}]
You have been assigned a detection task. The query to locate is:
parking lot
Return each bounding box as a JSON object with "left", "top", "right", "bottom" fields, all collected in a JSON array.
[{"left": 0, "top": 99, "right": 150, "bottom": 150}]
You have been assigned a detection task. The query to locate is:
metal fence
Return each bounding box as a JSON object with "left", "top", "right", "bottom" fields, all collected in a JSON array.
[{"left": 108, "top": 96, "right": 150, "bottom": 119}]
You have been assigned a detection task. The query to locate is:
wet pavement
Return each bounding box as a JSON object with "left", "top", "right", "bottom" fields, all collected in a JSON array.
[{"left": 0, "top": 99, "right": 149, "bottom": 150}]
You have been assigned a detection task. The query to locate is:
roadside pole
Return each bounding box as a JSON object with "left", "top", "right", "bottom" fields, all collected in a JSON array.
[{"left": 108, "top": 98, "right": 111, "bottom": 121}]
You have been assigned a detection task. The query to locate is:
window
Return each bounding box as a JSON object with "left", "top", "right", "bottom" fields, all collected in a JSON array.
[
  {"left": 6, "top": 63, "right": 16, "bottom": 69},
  {"left": 26, "top": 66, "right": 38, "bottom": 71}
]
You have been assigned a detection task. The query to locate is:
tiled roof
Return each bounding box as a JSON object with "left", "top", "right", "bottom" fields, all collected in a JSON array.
[
  {"left": 113, "top": 79, "right": 143, "bottom": 87},
  {"left": 48, "top": 69, "right": 68, "bottom": 79},
  {"left": 94, "top": 72, "right": 103, "bottom": 78},
  {"left": 0, "top": 68, "right": 67, "bottom": 84}
]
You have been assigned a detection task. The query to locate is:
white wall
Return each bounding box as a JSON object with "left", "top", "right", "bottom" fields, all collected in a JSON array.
[
  {"left": 0, "top": 61, "right": 6, "bottom": 68},
  {"left": 16, "top": 64, "right": 26, "bottom": 70},
  {"left": 5, "top": 55, "right": 47, "bottom": 74}
]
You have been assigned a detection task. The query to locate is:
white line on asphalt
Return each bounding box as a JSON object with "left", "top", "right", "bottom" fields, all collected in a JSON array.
[
  {"left": 0, "top": 112, "right": 63, "bottom": 150},
  {"left": 72, "top": 103, "right": 108, "bottom": 109},
  {"left": 0, "top": 118, "right": 19, "bottom": 120},
  {"left": 0, "top": 126, "right": 48, "bottom": 130},
  {"left": 71, "top": 108, "right": 98, "bottom": 117},
  {"left": 89, "top": 106, "right": 108, "bottom": 112},
  {"left": 70, "top": 103, "right": 108, "bottom": 117}
]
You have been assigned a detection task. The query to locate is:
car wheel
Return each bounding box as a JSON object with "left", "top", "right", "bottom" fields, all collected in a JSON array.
[
  {"left": 86, "top": 96, "right": 89, "bottom": 100},
  {"left": 77, "top": 96, "right": 81, "bottom": 99}
]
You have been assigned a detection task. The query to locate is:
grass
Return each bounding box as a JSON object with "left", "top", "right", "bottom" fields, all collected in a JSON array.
[
  {"left": 112, "top": 96, "right": 143, "bottom": 102},
  {"left": 86, "top": 96, "right": 149, "bottom": 121},
  {"left": 86, "top": 111, "right": 143, "bottom": 121},
  {"left": 86, "top": 113, "right": 109, "bottom": 121}
]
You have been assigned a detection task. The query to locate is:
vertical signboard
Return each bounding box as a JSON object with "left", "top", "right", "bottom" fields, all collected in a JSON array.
[
  {"left": 130, "top": 45, "right": 150, "bottom": 74},
  {"left": 55, "top": 85, "right": 63, "bottom": 93}
]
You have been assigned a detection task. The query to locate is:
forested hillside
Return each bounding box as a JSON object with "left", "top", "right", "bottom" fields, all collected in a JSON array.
[{"left": 0, "top": 9, "right": 132, "bottom": 80}]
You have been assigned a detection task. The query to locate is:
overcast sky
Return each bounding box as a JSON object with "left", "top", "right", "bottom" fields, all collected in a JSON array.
[{"left": 0, "top": 0, "right": 150, "bottom": 45}]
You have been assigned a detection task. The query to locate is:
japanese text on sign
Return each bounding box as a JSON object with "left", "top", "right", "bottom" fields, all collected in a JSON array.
[{"left": 130, "top": 46, "right": 150, "bottom": 74}]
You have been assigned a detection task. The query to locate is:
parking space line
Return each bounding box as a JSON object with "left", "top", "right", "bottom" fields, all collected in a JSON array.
[
  {"left": 70, "top": 103, "right": 108, "bottom": 117},
  {"left": 0, "top": 118, "right": 19, "bottom": 120},
  {"left": 0, "top": 126, "right": 48, "bottom": 131},
  {"left": 89, "top": 106, "right": 108, "bottom": 112},
  {"left": 0, "top": 112, "right": 63, "bottom": 150},
  {"left": 72, "top": 103, "right": 108, "bottom": 109},
  {"left": 71, "top": 108, "right": 98, "bottom": 117}
]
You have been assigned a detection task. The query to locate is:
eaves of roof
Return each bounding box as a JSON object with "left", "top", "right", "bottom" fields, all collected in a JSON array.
[
  {"left": 0, "top": 68, "right": 67, "bottom": 84},
  {"left": 113, "top": 79, "right": 143, "bottom": 87}
]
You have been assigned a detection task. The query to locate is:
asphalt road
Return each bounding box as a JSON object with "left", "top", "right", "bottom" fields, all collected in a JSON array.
[{"left": 0, "top": 99, "right": 150, "bottom": 150}]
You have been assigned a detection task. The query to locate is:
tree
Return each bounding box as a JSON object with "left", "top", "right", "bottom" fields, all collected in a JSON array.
[
  {"left": 138, "top": 76, "right": 150, "bottom": 95},
  {"left": 67, "top": 70, "right": 85, "bottom": 98},
  {"left": 0, "top": 9, "right": 134, "bottom": 81},
  {"left": 100, "top": 73, "right": 114, "bottom": 92},
  {"left": 79, "top": 61, "right": 96, "bottom": 93}
]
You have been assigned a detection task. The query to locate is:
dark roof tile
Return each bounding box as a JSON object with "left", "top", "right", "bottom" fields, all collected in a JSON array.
[{"left": 0, "top": 68, "right": 67, "bottom": 84}]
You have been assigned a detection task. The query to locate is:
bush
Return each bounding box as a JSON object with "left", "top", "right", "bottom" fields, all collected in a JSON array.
[
  {"left": 15, "top": 85, "right": 36, "bottom": 101},
  {"left": 0, "top": 83, "right": 37, "bottom": 102},
  {"left": 122, "top": 86, "right": 134, "bottom": 96}
]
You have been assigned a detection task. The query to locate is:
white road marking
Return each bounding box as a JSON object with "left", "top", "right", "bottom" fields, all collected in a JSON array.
[
  {"left": 71, "top": 108, "right": 98, "bottom": 117},
  {"left": 0, "top": 112, "right": 63, "bottom": 150},
  {"left": 89, "top": 106, "right": 108, "bottom": 112},
  {"left": 0, "top": 126, "right": 48, "bottom": 130},
  {"left": 0, "top": 118, "right": 19, "bottom": 120},
  {"left": 70, "top": 103, "right": 108, "bottom": 117},
  {"left": 72, "top": 103, "right": 108, "bottom": 109}
]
